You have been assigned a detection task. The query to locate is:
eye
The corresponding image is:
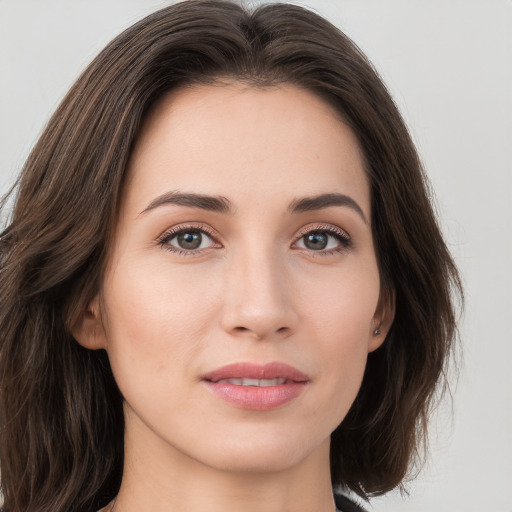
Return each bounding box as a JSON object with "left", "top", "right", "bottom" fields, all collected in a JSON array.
[
  {"left": 157, "top": 225, "right": 218, "bottom": 254},
  {"left": 294, "top": 226, "right": 351, "bottom": 254}
]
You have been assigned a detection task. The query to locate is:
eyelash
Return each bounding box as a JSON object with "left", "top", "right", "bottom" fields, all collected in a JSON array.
[
  {"left": 156, "top": 223, "right": 352, "bottom": 257},
  {"left": 293, "top": 224, "right": 352, "bottom": 256},
  {"left": 156, "top": 224, "right": 219, "bottom": 256}
]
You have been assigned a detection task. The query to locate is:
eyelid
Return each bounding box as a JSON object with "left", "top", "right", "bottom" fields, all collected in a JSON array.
[
  {"left": 156, "top": 223, "right": 222, "bottom": 254},
  {"left": 294, "top": 223, "right": 350, "bottom": 240},
  {"left": 155, "top": 222, "right": 352, "bottom": 256},
  {"left": 292, "top": 223, "right": 352, "bottom": 255}
]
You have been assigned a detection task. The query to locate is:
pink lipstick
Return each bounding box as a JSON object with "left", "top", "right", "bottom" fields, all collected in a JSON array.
[{"left": 202, "top": 362, "right": 308, "bottom": 410}]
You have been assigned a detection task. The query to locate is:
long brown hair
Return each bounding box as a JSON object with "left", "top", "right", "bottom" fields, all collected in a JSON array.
[{"left": 0, "top": 1, "right": 462, "bottom": 511}]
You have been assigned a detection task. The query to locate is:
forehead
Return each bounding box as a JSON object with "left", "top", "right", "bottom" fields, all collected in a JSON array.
[{"left": 124, "top": 82, "right": 370, "bottom": 217}]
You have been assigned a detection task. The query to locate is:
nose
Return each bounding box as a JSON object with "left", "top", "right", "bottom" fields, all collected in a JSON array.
[{"left": 220, "top": 246, "right": 299, "bottom": 341}]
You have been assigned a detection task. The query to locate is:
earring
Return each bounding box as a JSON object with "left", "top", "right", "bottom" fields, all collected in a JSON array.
[{"left": 374, "top": 328, "right": 381, "bottom": 336}]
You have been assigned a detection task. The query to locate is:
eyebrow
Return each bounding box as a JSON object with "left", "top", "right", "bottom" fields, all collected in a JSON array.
[
  {"left": 288, "top": 193, "right": 367, "bottom": 223},
  {"left": 140, "top": 190, "right": 367, "bottom": 223},
  {"left": 140, "top": 191, "right": 233, "bottom": 215}
]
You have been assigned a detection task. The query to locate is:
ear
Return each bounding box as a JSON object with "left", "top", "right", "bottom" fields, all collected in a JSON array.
[
  {"left": 368, "top": 288, "right": 396, "bottom": 353},
  {"left": 70, "top": 296, "right": 108, "bottom": 350}
]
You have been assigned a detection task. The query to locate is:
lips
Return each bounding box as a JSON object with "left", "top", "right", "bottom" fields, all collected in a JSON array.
[
  {"left": 202, "top": 361, "right": 309, "bottom": 383},
  {"left": 215, "top": 377, "right": 287, "bottom": 386},
  {"left": 202, "top": 362, "right": 309, "bottom": 410}
]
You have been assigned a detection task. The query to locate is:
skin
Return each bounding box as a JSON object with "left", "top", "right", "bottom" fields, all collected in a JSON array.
[{"left": 74, "top": 82, "right": 393, "bottom": 512}]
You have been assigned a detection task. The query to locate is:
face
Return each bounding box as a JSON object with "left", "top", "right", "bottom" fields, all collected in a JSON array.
[{"left": 76, "top": 82, "right": 392, "bottom": 474}]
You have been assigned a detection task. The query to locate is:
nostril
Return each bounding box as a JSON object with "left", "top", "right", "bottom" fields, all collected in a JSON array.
[{"left": 231, "top": 325, "right": 291, "bottom": 338}]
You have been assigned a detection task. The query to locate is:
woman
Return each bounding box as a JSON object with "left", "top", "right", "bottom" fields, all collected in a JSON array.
[{"left": 0, "top": 1, "right": 462, "bottom": 512}]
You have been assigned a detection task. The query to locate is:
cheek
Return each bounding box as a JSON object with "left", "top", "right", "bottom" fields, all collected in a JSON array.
[
  {"left": 302, "top": 264, "right": 380, "bottom": 413},
  {"left": 101, "top": 258, "right": 221, "bottom": 381},
  {"left": 304, "top": 258, "right": 380, "bottom": 343},
  {"left": 311, "top": 292, "right": 374, "bottom": 380}
]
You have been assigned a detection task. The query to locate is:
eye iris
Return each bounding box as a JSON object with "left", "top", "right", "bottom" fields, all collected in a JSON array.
[
  {"left": 177, "top": 231, "right": 202, "bottom": 249},
  {"left": 304, "top": 232, "right": 328, "bottom": 250}
]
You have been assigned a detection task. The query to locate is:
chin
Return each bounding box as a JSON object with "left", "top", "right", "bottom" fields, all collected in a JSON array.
[
  {"left": 204, "top": 449, "right": 308, "bottom": 474},
  {"left": 189, "top": 428, "right": 330, "bottom": 474}
]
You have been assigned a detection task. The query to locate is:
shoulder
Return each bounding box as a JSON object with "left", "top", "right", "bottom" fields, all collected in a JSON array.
[{"left": 334, "top": 492, "right": 368, "bottom": 512}]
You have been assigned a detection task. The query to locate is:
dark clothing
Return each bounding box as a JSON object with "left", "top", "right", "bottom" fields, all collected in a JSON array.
[{"left": 334, "top": 492, "right": 368, "bottom": 512}]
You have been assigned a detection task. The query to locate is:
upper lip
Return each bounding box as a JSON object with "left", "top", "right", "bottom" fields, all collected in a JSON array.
[{"left": 202, "top": 362, "right": 309, "bottom": 383}]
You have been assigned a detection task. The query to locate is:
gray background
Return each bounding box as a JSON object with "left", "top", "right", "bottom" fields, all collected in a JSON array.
[{"left": 1, "top": 1, "right": 511, "bottom": 510}]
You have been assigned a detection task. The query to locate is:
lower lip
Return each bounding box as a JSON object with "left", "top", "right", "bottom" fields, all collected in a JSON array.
[{"left": 203, "top": 381, "right": 307, "bottom": 410}]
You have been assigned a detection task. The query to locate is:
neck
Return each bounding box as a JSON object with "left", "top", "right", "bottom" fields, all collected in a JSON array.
[{"left": 113, "top": 412, "right": 337, "bottom": 512}]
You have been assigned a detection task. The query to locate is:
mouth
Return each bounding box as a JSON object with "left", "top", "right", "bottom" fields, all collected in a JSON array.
[
  {"left": 214, "top": 377, "right": 288, "bottom": 386},
  {"left": 202, "top": 362, "right": 309, "bottom": 410},
  {"left": 202, "top": 361, "right": 309, "bottom": 383}
]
